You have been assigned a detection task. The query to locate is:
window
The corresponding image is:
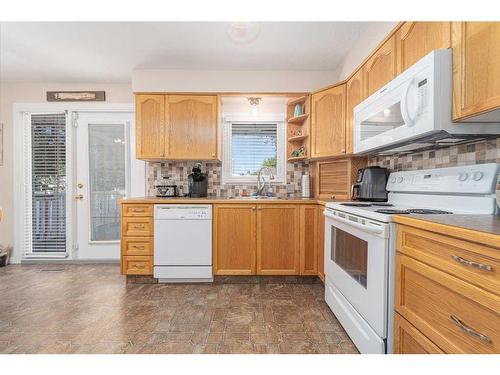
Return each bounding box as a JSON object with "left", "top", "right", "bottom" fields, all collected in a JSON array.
[
  {"left": 26, "top": 113, "right": 68, "bottom": 254},
  {"left": 222, "top": 119, "right": 286, "bottom": 184}
]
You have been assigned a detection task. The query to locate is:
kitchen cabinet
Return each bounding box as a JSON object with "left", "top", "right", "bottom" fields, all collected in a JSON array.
[
  {"left": 452, "top": 22, "right": 500, "bottom": 120},
  {"left": 213, "top": 204, "right": 256, "bottom": 275},
  {"left": 299, "top": 205, "right": 318, "bottom": 275},
  {"left": 364, "top": 35, "right": 397, "bottom": 97},
  {"left": 396, "top": 22, "right": 451, "bottom": 73},
  {"left": 166, "top": 95, "right": 218, "bottom": 159},
  {"left": 394, "top": 222, "right": 500, "bottom": 354},
  {"left": 135, "top": 94, "right": 218, "bottom": 160},
  {"left": 345, "top": 69, "right": 365, "bottom": 154},
  {"left": 120, "top": 204, "right": 154, "bottom": 275},
  {"left": 310, "top": 84, "right": 346, "bottom": 158},
  {"left": 257, "top": 205, "right": 300, "bottom": 275},
  {"left": 135, "top": 94, "right": 166, "bottom": 159},
  {"left": 393, "top": 313, "right": 444, "bottom": 354},
  {"left": 317, "top": 206, "right": 325, "bottom": 282}
]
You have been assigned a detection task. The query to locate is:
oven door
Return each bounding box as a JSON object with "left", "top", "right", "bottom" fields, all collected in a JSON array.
[{"left": 324, "top": 209, "right": 390, "bottom": 337}]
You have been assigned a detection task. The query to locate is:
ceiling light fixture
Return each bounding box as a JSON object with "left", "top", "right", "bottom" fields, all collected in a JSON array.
[{"left": 227, "top": 22, "right": 260, "bottom": 44}]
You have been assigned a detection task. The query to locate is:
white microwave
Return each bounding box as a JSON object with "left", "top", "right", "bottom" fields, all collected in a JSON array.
[{"left": 354, "top": 49, "right": 500, "bottom": 155}]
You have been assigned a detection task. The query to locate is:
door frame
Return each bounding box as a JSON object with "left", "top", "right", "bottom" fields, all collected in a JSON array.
[{"left": 13, "top": 103, "right": 138, "bottom": 263}]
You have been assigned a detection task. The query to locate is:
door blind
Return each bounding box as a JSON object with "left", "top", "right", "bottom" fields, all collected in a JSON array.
[
  {"left": 27, "top": 113, "right": 67, "bottom": 253},
  {"left": 231, "top": 123, "right": 277, "bottom": 176}
]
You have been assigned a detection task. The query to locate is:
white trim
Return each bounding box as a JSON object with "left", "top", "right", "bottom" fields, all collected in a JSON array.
[
  {"left": 221, "top": 115, "right": 287, "bottom": 185},
  {"left": 13, "top": 103, "right": 134, "bottom": 263}
]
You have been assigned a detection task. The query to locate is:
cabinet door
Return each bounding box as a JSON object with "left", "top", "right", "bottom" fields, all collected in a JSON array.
[
  {"left": 317, "top": 206, "right": 325, "bottom": 282},
  {"left": 345, "top": 69, "right": 365, "bottom": 154},
  {"left": 300, "top": 205, "right": 318, "bottom": 275},
  {"left": 364, "top": 35, "right": 397, "bottom": 97},
  {"left": 213, "top": 204, "right": 256, "bottom": 275},
  {"left": 135, "top": 94, "right": 166, "bottom": 159},
  {"left": 393, "top": 313, "right": 444, "bottom": 354},
  {"left": 257, "top": 205, "right": 300, "bottom": 275},
  {"left": 396, "top": 22, "right": 451, "bottom": 73},
  {"left": 452, "top": 22, "right": 500, "bottom": 120},
  {"left": 311, "top": 84, "right": 346, "bottom": 158},
  {"left": 166, "top": 95, "right": 218, "bottom": 159}
]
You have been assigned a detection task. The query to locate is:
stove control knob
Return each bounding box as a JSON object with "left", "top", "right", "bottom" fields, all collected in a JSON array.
[
  {"left": 472, "top": 171, "right": 484, "bottom": 181},
  {"left": 390, "top": 177, "right": 396, "bottom": 183},
  {"left": 457, "top": 172, "right": 469, "bottom": 181},
  {"left": 397, "top": 176, "right": 403, "bottom": 183}
]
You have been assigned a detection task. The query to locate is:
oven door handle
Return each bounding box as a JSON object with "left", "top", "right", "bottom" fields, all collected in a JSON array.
[{"left": 324, "top": 211, "right": 385, "bottom": 235}]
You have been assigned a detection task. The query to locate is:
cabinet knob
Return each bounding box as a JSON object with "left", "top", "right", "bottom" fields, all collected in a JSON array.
[
  {"left": 211, "top": 152, "right": 216, "bottom": 157},
  {"left": 160, "top": 153, "right": 165, "bottom": 157}
]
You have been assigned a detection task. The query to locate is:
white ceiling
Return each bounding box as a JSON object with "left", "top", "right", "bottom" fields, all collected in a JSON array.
[{"left": 0, "top": 22, "right": 377, "bottom": 83}]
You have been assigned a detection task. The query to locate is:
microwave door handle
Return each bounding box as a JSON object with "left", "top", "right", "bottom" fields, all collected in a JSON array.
[
  {"left": 401, "top": 78, "right": 415, "bottom": 127},
  {"left": 324, "top": 211, "right": 384, "bottom": 235}
]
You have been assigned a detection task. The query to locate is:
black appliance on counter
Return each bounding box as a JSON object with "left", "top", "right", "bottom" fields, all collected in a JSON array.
[
  {"left": 351, "top": 166, "right": 389, "bottom": 202},
  {"left": 188, "top": 163, "right": 208, "bottom": 198}
]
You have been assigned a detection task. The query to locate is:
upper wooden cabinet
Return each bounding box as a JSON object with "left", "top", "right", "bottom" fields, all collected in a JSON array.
[
  {"left": 364, "top": 35, "right": 397, "bottom": 97},
  {"left": 311, "top": 84, "right": 346, "bottom": 158},
  {"left": 136, "top": 95, "right": 166, "bottom": 159},
  {"left": 396, "top": 22, "right": 451, "bottom": 73},
  {"left": 452, "top": 22, "right": 500, "bottom": 120},
  {"left": 345, "top": 69, "right": 365, "bottom": 154},
  {"left": 213, "top": 204, "right": 256, "bottom": 275},
  {"left": 166, "top": 95, "right": 218, "bottom": 159},
  {"left": 257, "top": 205, "right": 300, "bottom": 275},
  {"left": 135, "top": 94, "right": 218, "bottom": 160}
]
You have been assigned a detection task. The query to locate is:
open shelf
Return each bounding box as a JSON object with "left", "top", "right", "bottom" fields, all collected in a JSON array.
[
  {"left": 287, "top": 135, "right": 309, "bottom": 143},
  {"left": 288, "top": 156, "right": 308, "bottom": 162},
  {"left": 287, "top": 95, "right": 308, "bottom": 106},
  {"left": 287, "top": 113, "right": 309, "bottom": 124}
]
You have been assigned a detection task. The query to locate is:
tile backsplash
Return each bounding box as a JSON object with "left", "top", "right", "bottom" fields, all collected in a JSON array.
[
  {"left": 368, "top": 138, "right": 500, "bottom": 171},
  {"left": 146, "top": 161, "right": 310, "bottom": 198}
]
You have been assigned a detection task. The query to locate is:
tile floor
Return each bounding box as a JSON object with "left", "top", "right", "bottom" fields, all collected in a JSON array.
[{"left": 0, "top": 264, "right": 358, "bottom": 354}]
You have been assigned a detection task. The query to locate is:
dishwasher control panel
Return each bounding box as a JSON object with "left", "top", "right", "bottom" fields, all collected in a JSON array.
[{"left": 155, "top": 205, "right": 212, "bottom": 220}]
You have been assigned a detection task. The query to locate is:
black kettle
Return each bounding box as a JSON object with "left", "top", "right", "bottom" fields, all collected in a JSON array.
[{"left": 188, "top": 163, "right": 208, "bottom": 198}]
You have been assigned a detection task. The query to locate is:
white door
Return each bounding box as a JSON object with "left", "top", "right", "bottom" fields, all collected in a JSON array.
[{"left": 74, "top": 112, "right": 145, "bottom": 260}]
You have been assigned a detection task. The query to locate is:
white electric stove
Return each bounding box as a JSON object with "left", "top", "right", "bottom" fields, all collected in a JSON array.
[{"left": 323, "top": 163, "right": 499, "bottom": 354}]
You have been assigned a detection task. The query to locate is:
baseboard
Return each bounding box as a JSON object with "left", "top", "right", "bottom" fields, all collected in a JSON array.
[{"left": 21, "top": 259, "right": 120, "bottom": 265}]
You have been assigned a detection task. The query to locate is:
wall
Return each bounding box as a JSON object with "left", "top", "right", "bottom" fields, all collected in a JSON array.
[
  {"left": 337, "top": 22, "right": 398, "bottom": 80},
  {"left": 368, "top": 138, "right": 500, "bottom": 171},
  {"left": 132, "top": 69, "right": 341, "bottom": 93},
  {"left": 0, "top": 82, "right": 133, "bottom": 253}
]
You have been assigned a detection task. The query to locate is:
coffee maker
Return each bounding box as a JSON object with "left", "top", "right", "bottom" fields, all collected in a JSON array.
[{"left": 188, "top": 163, "right": 208, "bottom": 198}]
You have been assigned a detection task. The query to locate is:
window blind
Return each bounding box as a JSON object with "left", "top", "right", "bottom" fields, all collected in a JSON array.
[
  {"left": 27, "top": 113, "right": 67, "bottom": 253},
  {"left": 231, "top": 123, "right": 277, "bottom": 176}
]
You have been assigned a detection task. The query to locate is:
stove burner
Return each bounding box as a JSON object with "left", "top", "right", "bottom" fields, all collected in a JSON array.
[
  {"left": 340, "top": 203, "right": 372, "bottom": 207},
  {"left": 375, "top": 209, "right": 410, "bottom": 214},
  {"left": 372, "top": 203, "right": 393, "bottom": 207},
  {"left": 406, "top": 209, "right": 453, "bottom": 214}
]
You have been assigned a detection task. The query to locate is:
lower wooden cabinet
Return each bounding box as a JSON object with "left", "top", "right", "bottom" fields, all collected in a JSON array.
[
  {"left": 394, "top": 222, "right": 500, "bottom": 354},
  {"left": 122, "top": 255, "right": 153, "bottom": 275},
  {"left": 213, "top": 204, "right": 256, "bottom": 275},
  {"left": 317, "top": 206, "right": 325, "bottom": 282},
  {"left": 257, "top": 205, "right": 301, "bottom": 275},
  {"left": 213, "top": 203, "right": 320, "bottom": 276},
  {"left": 394, "top": 313, "right": 444, "bottom": 354}
]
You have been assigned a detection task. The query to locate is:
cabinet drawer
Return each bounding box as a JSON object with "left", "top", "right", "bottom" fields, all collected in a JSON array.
[
  {"left": 396, "top": 254, "right": 500, "bottom": 353},
  {"left": 121, "top": 217, "right": 154, "bottom": 236},
  {"left": 122, "top": 237, "right": 153, "bottom": 256},
  {"left": 393, "top": 313, "right": 444, "bottom": 354},
  {"left": 122, "top": 256, "right": 153, "bottom": 275},
  {"left": 122, "top": 204, "right": 153, "bottom": 217},
  {"left": 398, "top": 225, "right": 500, "bottom": 295}
]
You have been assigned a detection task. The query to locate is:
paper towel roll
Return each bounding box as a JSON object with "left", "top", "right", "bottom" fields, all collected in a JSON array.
[{"left": 301, "top": 175, "right": 311, "bottom": 198}]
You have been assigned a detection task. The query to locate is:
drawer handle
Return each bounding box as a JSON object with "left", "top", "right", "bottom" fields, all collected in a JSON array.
[
  {"left": 133, "top": 224, "right": 146, "bottom": 229},
  {"left": 131, "top": 208, "right": 145, "bottom": 212},
  {"left": 132, "top": 264, "right": 146, "bottom": 269},
  {"left": 451, "top": 255, "right": 492, "bottom": 272},
  {"left": 132, "top": 245, "right": 145, "bottom": 249},
  {"left": 450, "top": 315, "right": 492, "bottom": 343}
]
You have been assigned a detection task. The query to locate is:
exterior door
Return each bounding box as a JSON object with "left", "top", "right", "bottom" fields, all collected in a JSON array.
[{"left": 75, "top": 112, "right": 145, "bottom": 259}]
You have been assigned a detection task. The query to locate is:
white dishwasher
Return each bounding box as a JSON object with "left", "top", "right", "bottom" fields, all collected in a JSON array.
[{"left": 154, "top": 204, "right": 213, "bottom": 282}]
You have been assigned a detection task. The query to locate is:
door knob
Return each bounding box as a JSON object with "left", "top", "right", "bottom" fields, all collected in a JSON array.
[{"left": 74, "top": 194, "right": 84, "bottom": 200}]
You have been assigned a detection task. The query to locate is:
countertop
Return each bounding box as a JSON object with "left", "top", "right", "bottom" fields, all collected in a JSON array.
[
  {"left": 120, "top": 196, "right": 327, "bottom": 205},
  {"left": 394, "top": 214, "right": 500, "bottom": 248}
]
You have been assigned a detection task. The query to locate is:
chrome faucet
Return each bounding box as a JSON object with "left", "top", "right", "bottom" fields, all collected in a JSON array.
[{"left": 256, "top": 166, "right": 275, "bottom": 196}]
